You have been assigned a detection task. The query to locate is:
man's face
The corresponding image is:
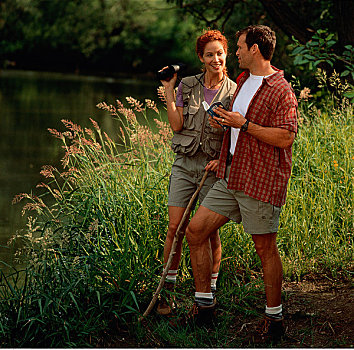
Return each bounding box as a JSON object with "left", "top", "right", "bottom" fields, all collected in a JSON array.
[{"left": 236, "top": 34, "right": 252, "bottom": 69}]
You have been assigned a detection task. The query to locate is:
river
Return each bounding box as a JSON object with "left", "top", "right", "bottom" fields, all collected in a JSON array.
[{"left": 0, "top": 69, "right": 160, "bottom": 268}]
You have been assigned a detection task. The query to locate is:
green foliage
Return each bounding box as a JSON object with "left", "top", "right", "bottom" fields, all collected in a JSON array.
[
  {"left": 2, "top": 94, "right": 175, "bottom": 346},
  {"left": 290, "top": 29, "right": 354, "bottom": 103},
  {"left": 0, "top": 0, "right": 199, "bottom": 73},
  {"left": 0, "top": 0, "right": 343, "bottom": 81},
  {"left": 1, "top": 81, "right": 352, "bottom": 346},
  {"left": 280, "top": 100, "right": 353, "bottom": 279},
  {"left": 291, "top": 29, "right": 354, "bottom": 80}
]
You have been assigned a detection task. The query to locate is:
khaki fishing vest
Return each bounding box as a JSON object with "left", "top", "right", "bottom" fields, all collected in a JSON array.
[{"left": 171, "top": 73, "right": 237, "bottom": 158}]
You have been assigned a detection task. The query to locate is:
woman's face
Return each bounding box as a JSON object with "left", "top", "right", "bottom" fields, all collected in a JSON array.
[{"left": 199, "top": 40, "right": 227, "bottom": 74}]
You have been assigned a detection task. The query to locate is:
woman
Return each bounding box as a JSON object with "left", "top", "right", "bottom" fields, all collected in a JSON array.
[{"left": 157, "top": 30, "right": 237, "bottom": 315}]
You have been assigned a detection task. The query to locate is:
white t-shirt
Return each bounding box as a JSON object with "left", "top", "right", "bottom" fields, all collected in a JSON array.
[{"left": 230, "top": 73, "right": 269, "bottom": 155}]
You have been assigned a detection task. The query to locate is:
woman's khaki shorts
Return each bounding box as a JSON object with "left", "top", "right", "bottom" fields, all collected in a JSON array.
[
  {"left": 201, "top": 166, "right": 281, "bottom": 235},
  {"left": 168, "top": 152, "right": 217, "bottom": 209}
]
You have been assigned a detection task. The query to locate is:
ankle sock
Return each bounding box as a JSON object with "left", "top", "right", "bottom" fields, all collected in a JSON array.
[
  {"left": 265, "top": 304, "right": 283, "bottom": 320},
  {"left": 165, "top": 269, "right": 178, "bottom": 284},
  {"left": 211, "top": 273, "right": 218, "bottom": 298},
  {"left": 211, "top": 286, "right": 216, "bottom": 299},
  {"left": 195, "top": 292, "right": 214, "bottom": 307}
]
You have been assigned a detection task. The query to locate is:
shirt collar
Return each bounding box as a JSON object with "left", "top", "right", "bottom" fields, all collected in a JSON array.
[
  {"left": 263, "top": 66, "right": 284, "bottom": 86},
  {"left": 239, "top": 66, "right": 284, "bottom": 87}
]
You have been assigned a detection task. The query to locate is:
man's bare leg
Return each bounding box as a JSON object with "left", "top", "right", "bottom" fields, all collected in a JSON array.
[
  {"left": 252, "top": 233, "right": 282, "bottom": 307},
  {"left": 186, "top": 206, "right": 229, "bottom": 293},
  {"left": 210, "top": 230, "right": 221, "bottom": 274},
  {"left": 209, "top": 230, "right": 221, "bottom": 294}
]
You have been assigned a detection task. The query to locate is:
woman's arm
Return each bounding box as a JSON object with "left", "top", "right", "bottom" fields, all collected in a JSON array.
[{"left": 160, "top": 72, "right": 184, "bottom": 132}]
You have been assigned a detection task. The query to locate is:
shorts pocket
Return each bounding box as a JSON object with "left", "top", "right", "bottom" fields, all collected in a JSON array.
[{"left": 258, "top": 200, "right": 273, "bottom": 222}]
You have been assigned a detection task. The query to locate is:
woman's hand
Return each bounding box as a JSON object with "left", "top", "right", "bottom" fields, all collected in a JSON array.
[
  {"left": 159, "top": 66, "right": 177, "bottom": 90},
  {"left": 158, "top": 67, "right": 183, "bottom": 131},
  {"left": 205, "top": 159, "right": 219, "bottom": 172}
]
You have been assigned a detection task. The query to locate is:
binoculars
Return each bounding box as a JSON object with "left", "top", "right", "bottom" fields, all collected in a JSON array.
[{"left": 157, "top": 63, "right": 185, "bottom": 81}]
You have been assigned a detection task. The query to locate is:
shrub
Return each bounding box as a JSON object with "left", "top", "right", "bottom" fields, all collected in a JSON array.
[{"left": 1, "top": 81, "right": 352, "bottom": 346}]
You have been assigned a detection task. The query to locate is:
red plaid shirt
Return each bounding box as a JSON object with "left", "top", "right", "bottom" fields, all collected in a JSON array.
[{"left": 216, "top": 68, "right": 298, "bottom": 207}]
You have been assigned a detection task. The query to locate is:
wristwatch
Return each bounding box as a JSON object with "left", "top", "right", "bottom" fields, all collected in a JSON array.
[{"left": 241, "top": 119, "right": 249, "bottom": 132}]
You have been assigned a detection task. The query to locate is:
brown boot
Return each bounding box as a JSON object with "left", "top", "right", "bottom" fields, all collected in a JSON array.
[
  {"left": 254, "top": 315, "right": 285, "bottom": 344},
  {"left": 187, "top": 302, "right": 216, "bottom": 328},
  {"left": 169, "top": 301, "right": 216, "bottom": 329},
  {"left": 156, "top": 282, "right": 176, "bottom": 315}
]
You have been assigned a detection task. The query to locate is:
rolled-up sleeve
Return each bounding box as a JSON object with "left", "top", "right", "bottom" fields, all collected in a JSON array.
[
  {"left": 175, "top": 82, "right": 184, "bottom": 107},
  {"left": 272, "top": 90, "right": 298, "bottom": 134}
]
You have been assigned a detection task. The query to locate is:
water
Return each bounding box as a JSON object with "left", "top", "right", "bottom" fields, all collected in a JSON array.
[{"left": 0, "top": 69, "right": 160, "bottom": 268}]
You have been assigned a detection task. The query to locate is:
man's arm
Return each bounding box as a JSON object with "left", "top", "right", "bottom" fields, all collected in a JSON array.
[{"left": 214, "top": 107, "right": 295, "bottom": 149}]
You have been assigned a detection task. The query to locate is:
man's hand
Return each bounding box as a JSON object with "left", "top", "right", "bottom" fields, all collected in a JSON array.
[
  {"left": 213, "top": 107, "right": 246, "bottom": 129},
  {"left": 205, "top": 159, "right": 219, "bottom": 172},
  {"left": 214, "top": 107, "right": 295, "bottom": 149},
  {"left": 208, "top": 115, "right": 223, "bottom": 129}
]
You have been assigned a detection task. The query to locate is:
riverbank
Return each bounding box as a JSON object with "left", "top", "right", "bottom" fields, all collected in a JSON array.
[
  {"left": 97, "top": 272, "right": 353, "bottom": 348},
  {"left": 0, "top": 69, "right": 159, "bottom": 270},
  {"left": 0, "top": 75, "right": 352, "bottom": 347}
]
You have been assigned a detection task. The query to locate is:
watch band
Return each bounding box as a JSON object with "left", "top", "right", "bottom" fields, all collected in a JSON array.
[{"left": 241, "top": 119, "right": 249, "bottom": 132}]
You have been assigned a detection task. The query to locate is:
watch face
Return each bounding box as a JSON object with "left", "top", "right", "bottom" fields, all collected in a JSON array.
[{"left": 241, "top": 120, "right": 249, "bottom": 131}]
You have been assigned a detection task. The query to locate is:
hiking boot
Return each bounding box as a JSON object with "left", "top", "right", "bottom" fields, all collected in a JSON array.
[
  {"left": 156, "top": 282, "right": 176, "bottom": 315},
  {"left": 189, "top": 302, "right": 216, "bottom": 328},
  {"left": 169, "top": 302, "right": 216, "bottom": 329},
  {"left": 254, "top": 315, "right": 285, "bottom": 344}
]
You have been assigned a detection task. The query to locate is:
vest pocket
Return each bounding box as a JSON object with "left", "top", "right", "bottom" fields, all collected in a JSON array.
[
  {"left": 171, "top": 133, "right": 198, "bottom": 156},
  {"left": 183, "top": 105, "right": 199, "bottom": 129},
  {"left": 203, "top": 136, "right": 223, "bottom": 158}
]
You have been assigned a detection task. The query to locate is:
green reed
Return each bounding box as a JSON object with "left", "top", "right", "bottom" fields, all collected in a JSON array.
[
  {"left": 279, "top": 99, "right": 353, "bottom": 279},
  {"left": 0, "top": 87, "right": 352, "bottom": 346}
]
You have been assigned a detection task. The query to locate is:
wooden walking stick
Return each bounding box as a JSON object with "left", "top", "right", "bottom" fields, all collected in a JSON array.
[{"left": 139, "top": 170, "right": 210, "bottom": 321}]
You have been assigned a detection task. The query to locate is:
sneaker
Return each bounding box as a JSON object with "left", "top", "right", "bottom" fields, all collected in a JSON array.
[
  {"left": 255, "top": 315, "right": 285, "bottom": 344},
  {"left": 156, "top": 282, "right": 176, "bottom": 315},
  {"left": 170, "top": 302, "right": 216, "bottom": 329}
]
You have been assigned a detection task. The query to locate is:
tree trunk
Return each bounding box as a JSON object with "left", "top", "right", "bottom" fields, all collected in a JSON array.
[
  {"left": 333, "top": 0, "right": 354, "bottom": 47},
  {"left": 258, "top": 0, "right": 315, "bottom": 43}
]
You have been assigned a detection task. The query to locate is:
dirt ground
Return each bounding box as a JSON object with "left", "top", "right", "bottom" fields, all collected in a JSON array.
[
  {"left": 104, "top": 273, "right": 353, "bottom": 348},
  {"left": 237, "top": 273, "right": 353, "bottom": 348},
  {"left": 282, "top": 274, "right": 353, "bottom": 347}
]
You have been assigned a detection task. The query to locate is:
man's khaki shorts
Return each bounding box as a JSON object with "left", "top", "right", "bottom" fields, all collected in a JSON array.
[
  {"left": 168, "top": 152, "right": 217, "bottom": 209},
  {"left": 201, "top": 165, "right": 281, "bottom": 235}
]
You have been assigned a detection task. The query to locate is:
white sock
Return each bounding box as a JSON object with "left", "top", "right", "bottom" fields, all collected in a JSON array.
[
  {"left": 265, "top": 304, "right": 283, "bottom": 319},
  {"left": 195, "top": 292, "right": 214, "bottom": 306},
  {"left": 211, "top": 272, "right": 218, "bottom": 290},
  {"left": 165, "top": 269, "right": 178, "bottom": 284}
]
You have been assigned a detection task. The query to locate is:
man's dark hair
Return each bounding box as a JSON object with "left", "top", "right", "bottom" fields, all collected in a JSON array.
[{"left": 236, "top": 25, "right": 276, "bottom": 61}]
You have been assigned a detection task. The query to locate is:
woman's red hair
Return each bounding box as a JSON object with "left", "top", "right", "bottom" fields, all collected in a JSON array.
[{"left": 196, "top": 29, "right": 228, "bottom": 75}]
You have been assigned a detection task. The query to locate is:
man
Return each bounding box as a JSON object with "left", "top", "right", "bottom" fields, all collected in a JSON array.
[{"left": 184, "top": 25, "right": 298, "bottom": 342}]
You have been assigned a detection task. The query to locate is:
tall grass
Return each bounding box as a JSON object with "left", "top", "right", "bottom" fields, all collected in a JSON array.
[
  {"left": 0, "top": 84, "right": 352, "bottom": 346},
  {"left": 280, "top": 98, "right": 353, "bottom": 279}
]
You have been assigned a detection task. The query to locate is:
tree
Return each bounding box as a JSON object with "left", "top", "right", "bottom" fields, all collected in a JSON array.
[
  {"left": 0, "top": 0, "right": 199, "bottom": 74},
  {"left": 166, "top": 0, "right": 354, "bottom": 69}
]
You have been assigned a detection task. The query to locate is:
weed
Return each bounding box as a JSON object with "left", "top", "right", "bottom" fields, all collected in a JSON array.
[{"left": 1, "top": 82, "right": 352, "bottom": 346}]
